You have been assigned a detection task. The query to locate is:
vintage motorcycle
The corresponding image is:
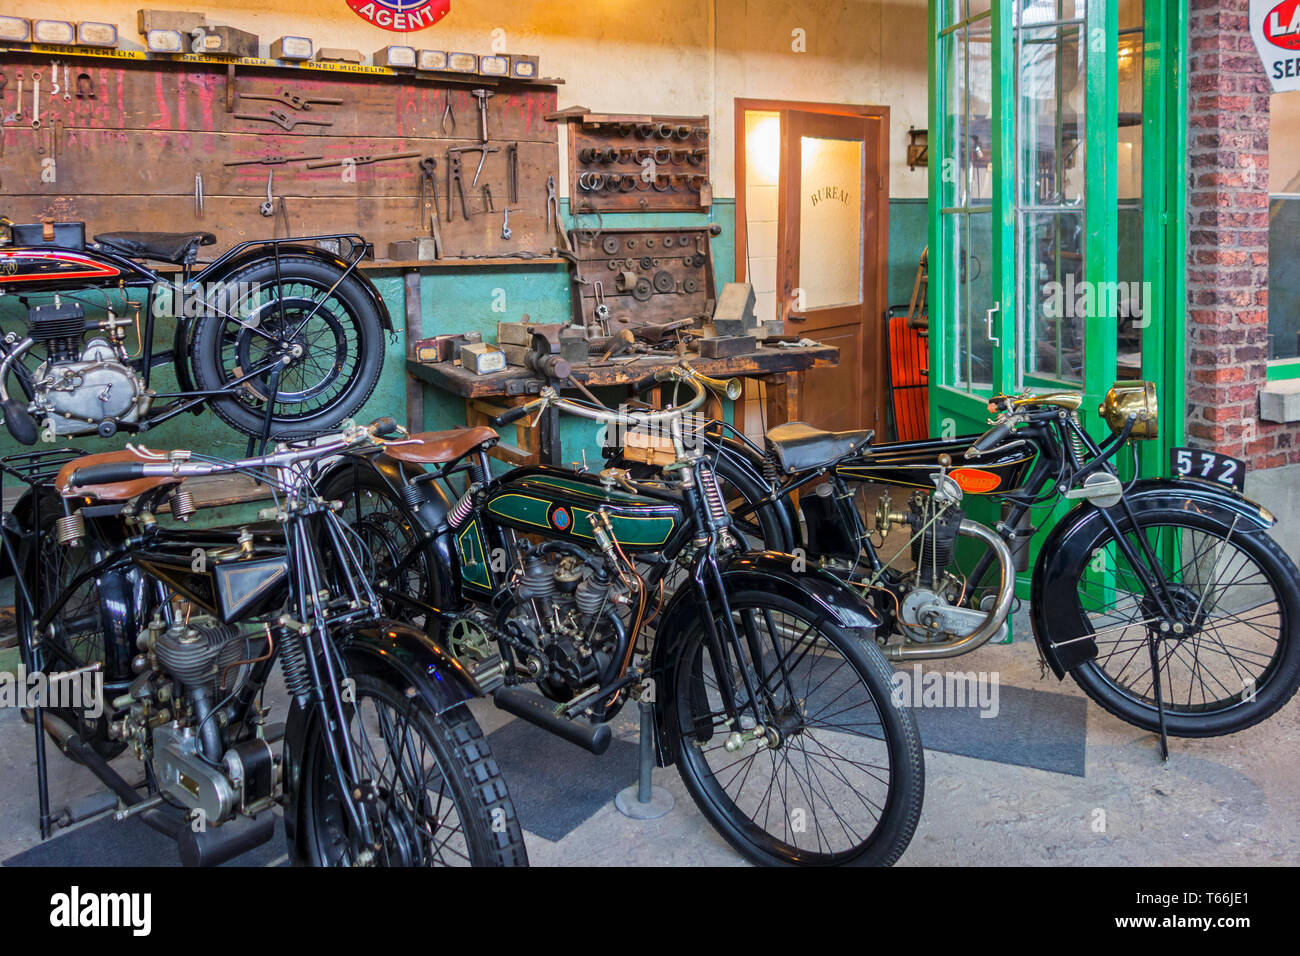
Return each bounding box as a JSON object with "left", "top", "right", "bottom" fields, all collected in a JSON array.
[
  {"left": 619, "top": 381, "right": 1300, "bottom": 752},
  {"left": 319, "top": 364, "right": 925, "bottom": 866},
  {"left": 0, "top": 217, "right": 389, "bottom": 446},
  {"left": 6, "top": 418, "right": 525, "bottom": 866}
]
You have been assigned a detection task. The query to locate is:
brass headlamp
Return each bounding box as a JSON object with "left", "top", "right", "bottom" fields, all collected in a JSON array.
[{"left": 1098, "top": 381, "right": 1158, "bottom": 440}]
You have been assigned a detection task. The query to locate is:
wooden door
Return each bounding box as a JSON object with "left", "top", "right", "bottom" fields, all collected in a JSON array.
[{"left": 778, "top": 110, "right": 884, "bottom": 433}]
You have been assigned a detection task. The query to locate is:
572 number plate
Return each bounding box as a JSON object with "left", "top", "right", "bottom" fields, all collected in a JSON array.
[{"left": 1170, "top": 447, "right": 1246, "bottom": 493}]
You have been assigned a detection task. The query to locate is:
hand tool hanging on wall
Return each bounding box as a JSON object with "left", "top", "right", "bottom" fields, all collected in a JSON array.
[
  {"left": 447, "top": 143, "right": 499, "bottom": 190},
  {"left": 305, "top": 151, "right": 420, "bottom": 169},
  {"left": 238, "top": 87, "right": 343, "bottom": 112},
  {"left": 447, "top": 151, "right": 470, "bottom": 221},
  {"left": 440, "top": 88, "right": 456, "bottom": 135},
  {"left": 470, "top": 88, "right": 494, "bottom": 143},
  {"left": 235, "top": 108, "right": 334, "bottom": 132},
  {"left": 62, "top": 64, "right": 70, "bottom": 102},
  {"left": 223, "top": 153, "right": 324, "bottom": 167},
  {"left": 74, "top": 72, "right": 94, "bottom": 99},
  {"left": 260, "top": 171, "right": 276, "bottom": 216},
  {"left": 480, "top": 184, "right": 495, "bottom": 213},
  {"left": 13, "top": 72, "right": 23, "bottom": 122},
  {"left": 30, "top": 71, "right": 41, "bottom": 128},
  {"left": 506, "top": 142, "right": 519, "bottom": 204},
  {"left": 419, "top": 157, "right": 444, "bottom": 257},
  {"left": 195, "top": 173, "right": 204, "bottom": 217},
  {"left": 501, "top": 207, "right": 512, "bottom": 241}
]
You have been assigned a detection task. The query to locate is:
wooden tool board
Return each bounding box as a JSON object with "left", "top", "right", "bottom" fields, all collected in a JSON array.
[{"left": 0, "top": 50, "right": 561, "bottom": 260}]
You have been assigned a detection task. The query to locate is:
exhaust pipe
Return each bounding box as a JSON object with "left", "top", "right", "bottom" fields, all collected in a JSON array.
[
  {"left": 884, "top": 518, "right": 1016, "bottom": 661},
  {"left": 492, "top": 687, "right": 611, "bottom": 755}
]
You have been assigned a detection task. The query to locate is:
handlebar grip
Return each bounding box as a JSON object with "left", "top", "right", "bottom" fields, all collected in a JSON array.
[
  {"left": 628, "top": 370, "right": 662, "bottom": 393},
  {"left": 67, "top": 462, "right": 146, "bottom": 488},
  {"left": 966, "top": 422, "right": 1014, "bottom": 459},
  {"left": 370, "top": 417, "right": 399, "bottom": 437},
  {"left": 492, "top": 404, "right": 534, "bottom": 427}
]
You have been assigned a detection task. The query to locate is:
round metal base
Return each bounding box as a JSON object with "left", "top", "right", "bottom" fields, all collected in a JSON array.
[{"left": 615, "top": 783, "right": 674, "bottom": 820}]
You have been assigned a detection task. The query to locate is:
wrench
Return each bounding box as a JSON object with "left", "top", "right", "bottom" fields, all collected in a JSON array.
[
  {"left": 31, "top": 72, "right": 41, "bottom": 129},
  {"left": 50, "top": 61, "right": 59, "bottom": 97},
  {"left": 63, "top": 65, "right": 70, "bottom": 102},
  {"left": 260, "top": 171, "right": 275, "bottom": 216},
  {"left": 14, "top": 72, "right": 23, "bottom": 122},
  {"left": 501, "top": 207, "right": 512, "bottom": 241}
]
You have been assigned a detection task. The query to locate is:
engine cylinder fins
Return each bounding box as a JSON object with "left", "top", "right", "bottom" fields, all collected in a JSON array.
[
  {"left": 26, "top": 301, "right": 86, "bottom": 341},
  {"left": 516, "top": 554, "right": 556, "bottom": 601},
  {"left": 153, "top": 618, "right": 241, "bottom": 687},
  {"left": 573, "top": 566, "right": 612, "bottom": 618}
]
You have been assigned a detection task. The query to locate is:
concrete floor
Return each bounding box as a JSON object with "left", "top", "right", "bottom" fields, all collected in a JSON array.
[{"left": 2, "top": 602, "right": 1297, "bottom": 867}]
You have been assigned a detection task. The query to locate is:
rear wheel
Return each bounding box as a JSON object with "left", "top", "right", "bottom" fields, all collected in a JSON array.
[
  {"left": 16, "top": 497, "right": 127, "bottom": 759},
  {"left": 191, "top": 256, "right": 385, "bottom": 439},
  {"left": 664, "top": 590, "right": 923, "bottom": 866},
  {"left": 300, "top": 674, "right": 527, "bottom": 866}
]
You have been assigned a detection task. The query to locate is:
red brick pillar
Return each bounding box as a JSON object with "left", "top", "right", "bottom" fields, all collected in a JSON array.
[{"left": 1185, "top": 0, "right": 1281, "bottom": 467}]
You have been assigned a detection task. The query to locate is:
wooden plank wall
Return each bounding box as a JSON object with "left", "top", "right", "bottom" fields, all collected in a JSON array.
[{"left": 0, "top": 52, "right": 559, "bottom": 259}]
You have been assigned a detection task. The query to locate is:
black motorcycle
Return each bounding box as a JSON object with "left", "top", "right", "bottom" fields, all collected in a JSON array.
[
  {"left": 6, "top": 419, "right": 525, "bottom": 866},
  {"left": 628, "top": 382, "right": 1300, "bottom": 752},
  {"left": 0, "top": 217, "right": 388, "bottom": 446},
  {"left": 321, "top": 365, "right": 925, "bottom": 866}
]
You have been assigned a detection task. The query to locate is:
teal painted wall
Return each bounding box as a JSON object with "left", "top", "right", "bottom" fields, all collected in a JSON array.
[{"left": 0, "top": 196, "right": 923, "bottom": 475}]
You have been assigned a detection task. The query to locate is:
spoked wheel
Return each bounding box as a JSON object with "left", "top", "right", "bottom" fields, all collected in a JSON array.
[
  {"left": 300, "top": 675, "right": 527, "bottom": 867},
  {"left": 665, "top": 591, "right": 923, "bottom": 866},
  {"left": 191, "top": 256, "right": 384, "bottom": 439},
  {"left": 16, "top": 500, "right": 126, "bottom": 759},
  {"left": 1050, "top": 507, "right": 1300, "bottom": 737},
  {"left": 319, "top": 465, "right": 435, "bottom": 631}
]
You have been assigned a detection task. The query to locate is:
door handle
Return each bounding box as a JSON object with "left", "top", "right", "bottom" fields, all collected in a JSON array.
[{"left": 985, "top": 302, "right": 1000, "bottom": 347}]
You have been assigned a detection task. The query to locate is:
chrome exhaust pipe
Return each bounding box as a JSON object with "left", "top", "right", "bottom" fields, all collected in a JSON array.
[{"left": 884, "top": 518, "right": 1016, "bottom": 661}]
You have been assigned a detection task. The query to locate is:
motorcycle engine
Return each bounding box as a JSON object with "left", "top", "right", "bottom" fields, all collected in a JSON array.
[
  {"left": 25, "top": 301, "right": 151, "bottom": 436},
  {"left": 111, "top": 616, "right": 279, "bottom": 825},
  {"left": 497, "top": 544, "right": 630, "bottom": 706},
  {"left": 887, "top": 486, "right": 976, "bottom": 644}
]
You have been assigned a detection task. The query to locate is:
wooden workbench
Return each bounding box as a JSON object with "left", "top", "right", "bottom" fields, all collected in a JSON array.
[{"left": 405, "top": 343, "right": 839, "bottom": 465}]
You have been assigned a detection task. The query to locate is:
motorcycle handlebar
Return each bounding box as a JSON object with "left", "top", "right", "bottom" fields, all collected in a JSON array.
[
  {"left": 492, "top": 403, "right": 539, "bottom": 426},
  {"left": 67, "top": 461, "right": 147, "bottom": 488},
  {"left": 965, "top": 420, "right": 1014, "bottom": 459}
]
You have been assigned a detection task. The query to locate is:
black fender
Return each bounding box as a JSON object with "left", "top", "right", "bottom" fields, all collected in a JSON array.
[
  {"left": 711, "top": 435, "right": 803, "bottom": 551},
  {"left": 193, "top": 243, "right": 393, "bottom": 331},
  {"left": 1031, "top": 477, "right": 1276, "bottom": 679},
  {"left": 282, "top": 618, "right": 479, "bottom": 861},
  {"left": 647, "top": 551, "right": 883, "bottom": 766}
]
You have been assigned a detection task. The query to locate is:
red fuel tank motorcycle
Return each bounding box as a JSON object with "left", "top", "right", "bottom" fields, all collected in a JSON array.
[{"left": 0, "top": 217, "right": 389, "bottom": 447}]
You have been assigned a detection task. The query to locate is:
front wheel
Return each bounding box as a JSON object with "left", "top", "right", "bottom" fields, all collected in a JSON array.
[
  {"left": 1047, "top": 507, "right": 1300, "bottom": 737},
  {"left": 299, "top": 674, "right": 527, "bottom": 866},
  {"left": 664, "top": 591, "right": 924, "bottom": 865}
]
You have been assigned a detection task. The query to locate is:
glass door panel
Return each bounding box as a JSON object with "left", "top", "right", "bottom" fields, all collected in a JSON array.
[
  {"left": 1016, "top": 4, "right": 1088, "bottom": 388},
  {"left": 797, "top": 136, "right": 865, "bottom": 310}
]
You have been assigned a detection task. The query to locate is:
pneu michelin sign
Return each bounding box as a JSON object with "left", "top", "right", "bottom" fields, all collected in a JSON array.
[
  {"left": 347, "top": 0, "right": 450, "bottom": 31},
  {"left": 1252, "top": 0, "right": 1300, "bottom": 90}
]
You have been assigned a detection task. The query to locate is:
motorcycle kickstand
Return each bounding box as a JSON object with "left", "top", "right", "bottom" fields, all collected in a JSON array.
[{"left": 1147, "top": 634, "right": 1170, "bottom": 761}]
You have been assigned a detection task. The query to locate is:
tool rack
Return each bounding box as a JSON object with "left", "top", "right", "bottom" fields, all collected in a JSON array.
[{"left": 0, "top": 45, "right": 564, "bottom": 259}]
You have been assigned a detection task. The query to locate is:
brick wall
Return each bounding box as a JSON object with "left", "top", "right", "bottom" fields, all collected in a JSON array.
[{"left": 1185, "top": 0, "right": 1290, "bottom": 467}]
